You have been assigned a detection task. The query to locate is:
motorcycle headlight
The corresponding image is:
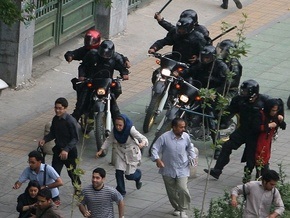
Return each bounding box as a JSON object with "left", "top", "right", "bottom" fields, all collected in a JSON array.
[
  {"left": 96, "top": 88, "right": 106, "bottom": 95},
  {"left": 180, "top": 94, "right": 189, "bottom": 103},
  {"left": 161, "top": 68, "right": 171, "bottom": 77}
]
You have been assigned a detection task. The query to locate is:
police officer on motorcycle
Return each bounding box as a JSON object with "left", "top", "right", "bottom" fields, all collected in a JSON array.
[
  {"left": 64, "top": 29, "right": 131, "bottom": 67},
  {"left": 204, "top": 79, "right": 270, "bottom": 182},
  {"left": 71, "top": 40, "right": 129, "bottom": 121},
  {"left": 148, "top": 14, "right": 207, "bottom": 84},
  {"left": 154, "top": 9, "right": 211, "bottom": 45},
  {"left": 183, "top": 45, "right": 230, "bottom": 94},
  {"left": 148, "top": 14, "right": 207, "bottom": 64},
  {"left": 216, "top": 39, "right": 242, "bottom": 95}
]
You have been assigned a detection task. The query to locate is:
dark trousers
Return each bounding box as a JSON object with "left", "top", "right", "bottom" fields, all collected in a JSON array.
[
  {"left": 115, "top": 169, "right": 141, "bottom": 195},
  {"left": 52, "top": 147, "right": 81, "bottom": 186},
  {"left": 214, "top": 128, "right": 258, "bottom": 174}
]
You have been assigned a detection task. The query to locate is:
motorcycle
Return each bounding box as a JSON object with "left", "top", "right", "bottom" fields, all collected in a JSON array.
[
  {"left": 148, "top": 76, "right": 201, "bottom": 154},
  {"left": 77, "top": 70, "right": 123, "bottom": 155},
  {"left": 149, "top": 77, "right": 237, "bottom": 158},
  {"left": 143, "top": 52, "right": 189, "bottom": 133}
]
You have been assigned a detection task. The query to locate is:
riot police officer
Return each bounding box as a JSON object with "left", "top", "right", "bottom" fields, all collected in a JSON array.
[
  {"left": 154, "top": 9, "right": 211, "bottom": 45},
  {"left": 182, "top": 45, "right": 230, "bottom": 94},
  {"left": 148, "top": 15, "right": 207, "bottom": 64},
  {"left": 204, "top": 80, "right": 270, "bottom": 182},
  {"left": 71, "top": 40, "right": 129, "bottom": 121},
  {"left": 216, "top": 39, "right": 242, "bottom": 95}
]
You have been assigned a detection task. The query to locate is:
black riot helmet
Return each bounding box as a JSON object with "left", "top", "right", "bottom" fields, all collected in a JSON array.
[
  {"left": 216, "top": 39, "right": 236, "bottom": 59},
  {"left": 176, "top": 17, "right": 195, "bottom": 35},
  {"left": 98, "top": 40, "right": 115, "bottom": 59},
  {"left": 239, "top": 79, "right": 259, "bottom": 101},
  {"left": 200, "top": 45, "right": 216, "bottom": 64},
  {"left": 179, "top": 9, "right": 198, "bottom": 25}
]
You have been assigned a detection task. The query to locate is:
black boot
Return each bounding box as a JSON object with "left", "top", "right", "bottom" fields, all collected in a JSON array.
[
  {"left": 204, "top": 168, "right": 222, "bottom": 180},
  {"left": 221, "top": 0, "right": 228, "bottom": 9}
]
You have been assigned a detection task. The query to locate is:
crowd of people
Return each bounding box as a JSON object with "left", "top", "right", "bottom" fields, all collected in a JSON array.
[{"left": 11, "top": 5, "right": 287, "bottom": 218}]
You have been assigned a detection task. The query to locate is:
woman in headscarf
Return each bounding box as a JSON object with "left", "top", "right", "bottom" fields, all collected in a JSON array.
[
  {"left": 96, "top": 114, "right": 148, "bottom": 196},
  {"left": 16, "top": 180, "right": 41, "bottom": 218},
  {"left": 255, "top": 98, "right": 286, "bottom": 179}
]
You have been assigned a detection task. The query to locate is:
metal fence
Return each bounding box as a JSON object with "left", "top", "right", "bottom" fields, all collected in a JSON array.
[{"left": 128, "top": 0, "right": 151, "bottom": 11}]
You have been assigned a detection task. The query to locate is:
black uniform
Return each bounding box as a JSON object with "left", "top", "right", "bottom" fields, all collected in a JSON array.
[
  {"left": 157, "top": 19, "right": 211, "bottom": 45},
  {"left": 223, "top": 57, "right": 242, "bottom": 91},
  {"left": 72, "top": 49, "right": 129, "bottom": 121},
  {"left": 150, "top": 28, "right": 206, "bottom": 63},
  {"left": 210, "top": 94, "right": 269, "bottom": 178},
  {"left": 184, "top": 59, "right": 230, "bottom": 94}
]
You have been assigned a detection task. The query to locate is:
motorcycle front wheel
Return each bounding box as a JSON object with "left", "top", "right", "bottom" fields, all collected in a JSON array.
[
  {"left": 143, "top": 93, "right": 162, "bottom": 133},
  {"left": 94, "top": 112, "right": 106, "bottom": 157},
  {"left": 148, "top": 119, "right": 172, "bottom": 156},
  {"left": 80, "top": 114, "right": 94, "bottom": 134}
]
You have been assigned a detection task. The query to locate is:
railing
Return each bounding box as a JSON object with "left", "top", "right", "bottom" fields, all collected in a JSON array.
[{"left": 128, "top": 0, "right": 152, "bottom": 11}]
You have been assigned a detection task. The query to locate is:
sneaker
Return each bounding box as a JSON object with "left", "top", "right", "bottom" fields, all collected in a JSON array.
[
  {"left": 220, "top": 4, "right": 228, "bottom": 9},
  {"left": 172, "top": 209, "right": 180, "bottom": 216},
  {"left": 180, "top": 211, "right": 188, "bottom": 218},
  {"left": 204, "top": 168, "right": 221, "bottom": 180},
  {"left": 233, "top": 0, "right": 243, "bottom": 9},
  {"left": 136, "top": 181, "right": 142, "bottom": 190}
]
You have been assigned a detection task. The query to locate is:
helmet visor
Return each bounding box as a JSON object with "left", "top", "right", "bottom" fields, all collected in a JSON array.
[{"left": 99, "top": 49, "right": 113, "bottom": 59}]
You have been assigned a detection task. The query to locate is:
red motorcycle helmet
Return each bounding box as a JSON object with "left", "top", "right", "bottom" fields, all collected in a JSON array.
[{"left": 84, "top": 29, "right": 101, "bottom": 49}]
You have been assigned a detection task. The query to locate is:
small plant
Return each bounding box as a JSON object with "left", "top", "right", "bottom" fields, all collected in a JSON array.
[
  {"left": 276, "top": 163, "right": 290, "bottom": 216},
  {"left": 194, "top": 191, "right": 243, "bottom": 218},
  {"left": 196, "top": 163, "right": 290, "bottom": 217}
]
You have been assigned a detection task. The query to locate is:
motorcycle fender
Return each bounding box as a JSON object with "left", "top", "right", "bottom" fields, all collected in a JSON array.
[
  {"left": 165, "top": 106, "right": 180, "bottom": 120},
  {"left": 93, "top": 100, "right": 105, "bottom": 112},
  {"left": 152, "top": 81, "right": 166, "bottom": 94}
]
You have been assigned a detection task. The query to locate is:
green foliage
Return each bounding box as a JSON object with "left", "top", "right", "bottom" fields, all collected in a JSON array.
[
  {"left": 0, "top": 0, "right": 22, "bottom": 26},
  {"left": 277, "top": 163, "right": 290, "bottom": 213},
  {"left": 197, "top": 163, "right": 290, "bottom": 217},
  {"left": 194, "top": 191, "right": 243, "bottom": 218}
]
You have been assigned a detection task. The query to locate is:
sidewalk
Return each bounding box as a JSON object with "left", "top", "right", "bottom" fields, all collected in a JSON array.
[{"left": 1, "top": 0, "right": 290, "bottom": 217}]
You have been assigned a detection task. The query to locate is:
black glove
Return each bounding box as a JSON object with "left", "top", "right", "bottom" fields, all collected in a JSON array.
[
  {"left": 279, "top": 121, "right": 286, "bottom": 130},
  {"left": 71, "top": 77, "right": 79, "bottom": 91}
]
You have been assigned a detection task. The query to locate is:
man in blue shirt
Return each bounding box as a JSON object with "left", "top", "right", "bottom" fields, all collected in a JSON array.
[
  {"left": 151, "top": 118, "right": 197, "bottom": 218},
  {"left": 13, "top": 150, "right": 63, "bottom": 206}
]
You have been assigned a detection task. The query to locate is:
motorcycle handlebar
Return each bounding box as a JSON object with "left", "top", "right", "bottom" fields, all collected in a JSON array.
[
  {"left": 148, "top": 52, "right": 189, "bottom": 68},
  {"left": 75, "top": 76, "right": 124, "bottom": 84}
]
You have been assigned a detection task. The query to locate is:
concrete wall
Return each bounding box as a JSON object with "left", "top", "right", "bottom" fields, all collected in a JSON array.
[
  {"left": 0, "top": 0, "right": 34, "bottom": 88},
  {"left": 0, "top": 0, "right": 130, "bottom": 88},
  {"left": 0, "top": 22, "right": 20, "bottom": 87},
  {"left": 95, "top": 0, "right": 128, "bottom": 39}
]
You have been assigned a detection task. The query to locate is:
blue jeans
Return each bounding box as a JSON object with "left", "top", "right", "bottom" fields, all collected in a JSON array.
[{"left": 115, "top": 169, "right": 141, "bottom": 195}]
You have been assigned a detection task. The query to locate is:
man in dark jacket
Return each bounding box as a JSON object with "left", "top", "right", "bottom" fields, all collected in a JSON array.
[
  {"left": 204, "top": 80, "right": 269, "bottom": 182},
  {"left": 39, "top": 97, "right": 81, "bottom": 189},
  {"left": 154, "top": 9, "right": 211, "bottom": 46},
  {"left": 148, "top": 14, "right": 206, "bottom": 64}
]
